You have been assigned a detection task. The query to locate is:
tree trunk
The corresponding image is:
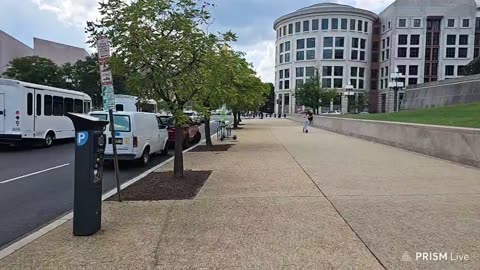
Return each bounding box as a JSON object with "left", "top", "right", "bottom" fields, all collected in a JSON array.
[
  {"left": 233, "top": 110, "right": 239, "bottom": 129},
  {"left": 238, "top": 112, "right": 242, "bottom": 123},
  {"left": 205, "top": 115, "right": 212, "bottom": 148},
  {"left": 174, "top": 124, "right": 184, "bottom": 178}
]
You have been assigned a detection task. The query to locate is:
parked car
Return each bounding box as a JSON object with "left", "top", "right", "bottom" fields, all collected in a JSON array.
[
  {"left": 165, "top": 117, "right": 201, "bottom": 149},
  {"left": 184, "top": 110, "right": 201, "bottom": 125},
  {"left": 89, "top": 111, "right": 168, "bottom": 165}
]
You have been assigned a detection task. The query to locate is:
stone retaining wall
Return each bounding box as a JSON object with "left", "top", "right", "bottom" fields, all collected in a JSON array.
[{"left": 291, "top": 115, "right": 480, "bottom": 168}]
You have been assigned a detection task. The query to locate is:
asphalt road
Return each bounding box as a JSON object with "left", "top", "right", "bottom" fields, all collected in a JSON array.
[{"left": 0, "top": 122, "right": 219, "bottom": 249}]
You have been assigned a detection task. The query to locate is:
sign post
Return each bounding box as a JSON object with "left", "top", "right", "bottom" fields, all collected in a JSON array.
[{"left": 97, "top": 36, "right": 121, "bottom": 202}]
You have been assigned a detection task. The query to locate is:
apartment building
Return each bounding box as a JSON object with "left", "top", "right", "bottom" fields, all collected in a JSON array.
[{"left": 273, "top": 0, "right": 479, "bottom": 114}]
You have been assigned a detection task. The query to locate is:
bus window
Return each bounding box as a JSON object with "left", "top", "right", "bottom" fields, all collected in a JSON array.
[
  {"left": 87, "top": 102, "right": 91, "bottom": 112},
  {"left": 64, "top": 98, "right": 74, "bottom": 114},
  {"left": 36, "top": 94, "right": 42, "bottom": 116},
  {"left": 44, "top": 95, "right": 52, "bottom": 116},
  {"left": 74, "top": 99, "right": 83, "bottom": 113},
  {"left": 116, "top": 104, "right": 124, "bottom": 111},
  {"left": 53, "top": 96, "right": 64, "bottom": 116},
  {"left": 27, "top": 93, "right": 33, "bottom": 115}
]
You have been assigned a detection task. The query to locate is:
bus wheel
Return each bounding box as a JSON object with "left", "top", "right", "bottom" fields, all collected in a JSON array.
[{"left": 44, "top": 132, "right": 55, "bottom": 147}]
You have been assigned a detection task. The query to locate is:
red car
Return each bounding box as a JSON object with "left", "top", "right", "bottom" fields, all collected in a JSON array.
[{"left": 165, "top": 117, "right": 201, "bottom": 149}]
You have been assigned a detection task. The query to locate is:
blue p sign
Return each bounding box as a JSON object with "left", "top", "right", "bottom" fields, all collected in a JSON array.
[{"left": 77, "top": 131, "right": 89, "bottom": 146}]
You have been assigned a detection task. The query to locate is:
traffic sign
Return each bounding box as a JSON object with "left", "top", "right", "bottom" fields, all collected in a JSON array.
[
  {"left": 97, "top": 37, "right": 110, "bottom": 60},
  {"left": 102, "top": 85, "right": 115, "bottom": 111}
]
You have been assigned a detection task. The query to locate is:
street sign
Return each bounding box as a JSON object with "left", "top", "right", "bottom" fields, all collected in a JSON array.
[
  {"left": 102, "top": 85, "right": 115, "bottom": 111},
  {"left": 388, "top": 82, "right": 405, "bottom": 88},
  {"left": 101, "top": 70, "right": 113, "bottom": 85},
  {"left": 97, "top": 37, "right": 110, "bottom": 60}
]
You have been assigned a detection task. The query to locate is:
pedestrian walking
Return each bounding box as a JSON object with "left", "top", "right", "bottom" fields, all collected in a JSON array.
[
  {"left": 308, "top": 111, "right": 314, "bottom": 124},
  {"left": 303, "top": 112, "right": 310, "bottom": 133}
]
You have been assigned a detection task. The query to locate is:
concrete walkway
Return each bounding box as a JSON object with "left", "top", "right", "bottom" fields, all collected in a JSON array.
[{"left": 1, "top": 119, "right": 479, "bottom": 269}]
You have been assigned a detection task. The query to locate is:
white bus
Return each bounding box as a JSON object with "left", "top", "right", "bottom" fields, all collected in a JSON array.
[{"left": 0, "top": 79, "right": 92, "bottom": 146}]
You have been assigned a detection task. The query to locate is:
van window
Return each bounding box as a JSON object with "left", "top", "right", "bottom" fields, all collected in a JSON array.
[
  {"left": 113, "top": 115, "right": 131, "bottom": 132},
  {"left": 53, "top": 96, "right": 64, "bottom": 116},
  {"left": 90, "top": 114, "right": 108, "bottom": 120},
  {"left": 44, "top": 95, "right": 52, "bottom": 116},
  {"left": 36, "top": 94, "right": 42, "bottom": 116},
  {"left": 74, "top": 99, "right": 83, "bottom": 113},
  {"left": 64, "top": 98, "right": 74, "bottom": 114},
  {"left": 27, "top": 93, "right": 33, "bottom": 115}
]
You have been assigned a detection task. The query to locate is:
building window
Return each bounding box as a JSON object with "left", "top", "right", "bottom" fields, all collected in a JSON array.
[
  {"left": 408, "top": 78, "right": 418, "bottom": 85},
  {"left": 447, "top": 19, "right": 455, "bottom": 28},
  {"left": 458, "top": 48, "right": 468, "bottom": 58},
  {"left": 305, "top": 67, "right": 315, "bottom": 77},
  {"left": 351, "top": 38, "right": 367, "bottom": 61},
  {"left": 295, "top": 22, "right": 301, "bottom": 33},
  {"left": 279, "top": 41, "right": 291, "bottom": 64},
  {"left": 459, "top": 35, "right": 469, "bottom": 45},
  {"left": 283, "top": 26, "right": 287, "bottom": 36},
  {"left": 398, "top": 35, "right": 408, "bottom": 45},
  {"left": 288, "top": 24, "right": 293, "bottom": 34},
  {"left": 397, "top": 65, "right": 407, "bottom": 76},
  {"left": 332, "top": 18, "right": 338, "bottom": 30},
  {"left": 323, "top": 37, "right": 344, "bottom": 60},
  {"left": 446, "top": 48, "right": 456, "bottom": 58},
  {"left": 399, "top": 18, "right": 407, "bottom": 28},
  {"left": 410, "top": 48, "right": 419, "bottom": 58},
  {"left": 410, "top": 35, "right": 420, "bottom": 45},
  {"left": 296, "top": 67, "right": 304, "bottom": 77},
  {"left": 322, "top": 66, "right": 343, "bottom": 88},
  {"left": 447, "top": 35, "right": 456, "bottom": 45},
  {"left": 350, "top": 19, "right": 356, "bottom": 31},
  {"left": 462, "top": 19, "right": 470, "bottom": 28},
  {"left": 364, "top": 22, "right": 368, "bottom": 32},
  {"left": 398, "top": 47, "right": 407, "bottom": 58},
  {"left": 341, "top": 19, "right": 348, "bottom": 30},
  {"left": 312, "top": 19, "right": 319, "bottom": 31},
  {"left": 445, "top": 65, "right": 455, "bottom": 76},
  {"left": 382, "top": 24, "right": 386, "bottom": 32},
  {"left": 413, "top": 19, "right": 421, "bottom": 28},
  {"left": 279, "top": 69, "right": 290, "bottom": 90},
  {"left": 303, "top": 20, "right": 310, "bottom": 32},
  {"left": 358, "top": 20, "right": 363, "bottom": 31},
  {"left": 409, "top": 65, "right": 418, "bottom": 76},
  {"left": 350, "top": 67, "right": 365, "bottom": 89},
  {"left": 388, "top": 21, "right": 391, "bottom": 29},
  {"left": 322, "top": 19, "right": 329, "bottom": 30},
  {"left": 458, "top": 65, "right": 465, "bottom": 76}
]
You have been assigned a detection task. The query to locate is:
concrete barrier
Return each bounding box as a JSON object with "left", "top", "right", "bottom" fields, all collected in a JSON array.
[{"left": 291, "top": 115, "right": 480, "bottom": 168}]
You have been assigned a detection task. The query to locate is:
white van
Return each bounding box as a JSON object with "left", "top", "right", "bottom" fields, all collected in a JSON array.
[
  {"left": 0, "top": 79, "right": 92, "bottom": 146},
  {"left": 89, "top": 111, "right": 168, "bottom": 165},
  {"left": 115, "top": 95, "right": 158, "bottom": 113}
]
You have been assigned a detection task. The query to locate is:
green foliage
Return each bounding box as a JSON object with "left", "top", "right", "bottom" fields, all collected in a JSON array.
[
  {"left": 260, "top": 83, "right": 275, "bottom": 113},
  {"left": 2, "top": 56, "right": 64, "bottom": 87},
  {"left": 463, "top": 57, "right": 480, "bottom": 76}
]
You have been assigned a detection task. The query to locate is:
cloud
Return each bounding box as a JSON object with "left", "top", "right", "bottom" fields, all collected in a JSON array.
[
  {"left": 234, "top": 40, "right": 276, "bottom": 83},
  {"left": 30, "top": 0, "right": 99, "bottom": 27},
  {"left": 352, "top": 0, "right": 394, "bottom": 12}
]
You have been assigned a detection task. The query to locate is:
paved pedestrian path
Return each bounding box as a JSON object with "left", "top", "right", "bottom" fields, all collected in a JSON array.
[{"left": 0, "top": 119, "right": 479, "bottom": 269}]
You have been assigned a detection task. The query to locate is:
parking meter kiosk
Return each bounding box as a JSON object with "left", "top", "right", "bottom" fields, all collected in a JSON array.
[{"left": 67, "top": 113, "right": 109, "bottom": 236}]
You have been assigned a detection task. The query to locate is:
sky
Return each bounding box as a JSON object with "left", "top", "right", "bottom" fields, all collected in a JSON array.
[{"left": 0, "top": 0, "right": 397, "bottom": 83}]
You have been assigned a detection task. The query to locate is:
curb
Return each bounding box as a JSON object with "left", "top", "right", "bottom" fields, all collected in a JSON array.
[{"left": 0, "top": 128, "right": 218, "bottom": 261}]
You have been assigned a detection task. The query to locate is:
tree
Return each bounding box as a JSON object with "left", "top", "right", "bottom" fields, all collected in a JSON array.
[
  {"left": 295, "top": 69, "right": 339, "bottom": 114},
  {"left": 87, "top": 0, "right": 223, "bottom": 177},
  {"left": 260, "top": 83, "right": 275, "bottom": 114},
  {"left": 2, "top": 56, "right": 64, "bottom": 87},
  {"left": 463, "top": 57, "right": 480, "bottom": 75}
]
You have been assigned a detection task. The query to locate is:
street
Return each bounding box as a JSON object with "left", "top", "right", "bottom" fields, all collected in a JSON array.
[{"left": 0, "top": 122, "right": 219, "bottom": 249}]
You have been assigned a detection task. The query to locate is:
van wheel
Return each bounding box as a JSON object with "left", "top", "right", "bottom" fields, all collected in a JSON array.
[
  {"left": 44, "top": 132, "right": 55, "bottom": 147},
  {"left": 140, "top": 147, "right": 150, "bottom": 166}
]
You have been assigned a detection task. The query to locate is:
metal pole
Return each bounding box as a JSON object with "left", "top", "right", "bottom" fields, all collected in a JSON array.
[{"left": 108, "top": 109, "right": 122, "bottom": 202}]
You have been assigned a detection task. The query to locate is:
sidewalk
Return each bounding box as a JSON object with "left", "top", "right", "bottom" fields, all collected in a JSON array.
[{"left": 1, "top": 118, "right": 479, "bottom": 269}]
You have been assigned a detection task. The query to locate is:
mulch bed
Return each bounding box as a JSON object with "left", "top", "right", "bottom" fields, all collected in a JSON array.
[
  {"left": 190, "top": 144, "right": 233, "bottom": 152},
  {"left": 108, "top": 170, "right": 212, "bottom": 201}
]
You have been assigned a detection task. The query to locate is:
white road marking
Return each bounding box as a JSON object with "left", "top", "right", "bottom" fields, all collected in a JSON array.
[{"left": 0, "top": 163, "right": 71, "bottom": 184}]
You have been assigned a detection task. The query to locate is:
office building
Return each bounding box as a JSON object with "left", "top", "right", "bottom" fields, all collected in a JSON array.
[{"left": 273, "top": 0, "right": 479, "bottom": 114}]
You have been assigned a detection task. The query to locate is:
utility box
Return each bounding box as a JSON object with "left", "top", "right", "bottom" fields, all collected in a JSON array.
[{"left": 67, "top": 113, "right": 109, "bottom": 236}]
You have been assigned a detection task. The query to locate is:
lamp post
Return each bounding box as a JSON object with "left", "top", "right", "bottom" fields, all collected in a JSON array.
[
  {"left": 342, "top": 84, "right": 354, "bottom": 114},
  {"left": 389, "top": 69, "right": 405, "bottom": 112}
]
